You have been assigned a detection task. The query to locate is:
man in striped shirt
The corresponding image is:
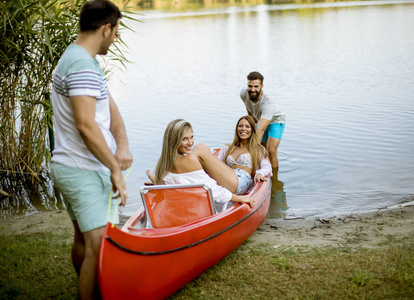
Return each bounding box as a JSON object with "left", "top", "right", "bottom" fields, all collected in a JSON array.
[{"left": 50, "top": 1, "right": 132, "bottom": 298}]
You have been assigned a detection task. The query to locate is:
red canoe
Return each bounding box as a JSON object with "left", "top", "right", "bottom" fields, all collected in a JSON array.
[{"left": 98, "top": 178, "right": 271, "bottom": 299}]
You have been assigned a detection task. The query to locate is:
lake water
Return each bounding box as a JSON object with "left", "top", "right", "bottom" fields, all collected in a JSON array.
[
  {"left": 3, "top": 0, "right": 413, "bottom": 219},
  {"left": 107, "top": 0, "right": 414, "bottom": 219}
]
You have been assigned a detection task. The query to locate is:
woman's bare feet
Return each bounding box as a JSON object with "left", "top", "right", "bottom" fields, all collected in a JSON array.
[{"left": 145, "top": 170, "right": 155, "bottom": 185}]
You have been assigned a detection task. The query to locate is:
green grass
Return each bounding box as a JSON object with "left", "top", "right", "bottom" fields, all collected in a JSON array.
[
  {"left": 172, "top": 241, "right": 414, "bottom": 299},
  {"left": 1, "top": 232, "right": 413, "bottom": 299},
  {"left": 0, "top": 231, "right": 77, "bottom": 300}
]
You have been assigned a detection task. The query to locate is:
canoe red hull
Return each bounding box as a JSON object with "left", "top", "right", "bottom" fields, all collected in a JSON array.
[{"left": 98, "top": 179, "right": 271, "bottom": 299}]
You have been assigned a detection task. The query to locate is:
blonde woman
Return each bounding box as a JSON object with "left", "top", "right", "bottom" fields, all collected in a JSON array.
[
  {"left": 217, "top": 115, "right": 272, "bottom": 195},
  {"left": 146, "top": 119, "right": 253, "bottom": 210}
]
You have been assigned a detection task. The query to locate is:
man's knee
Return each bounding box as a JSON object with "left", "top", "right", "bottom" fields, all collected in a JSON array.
[
  {"left": 73, "top": 221, "right": 84, "bottom": 243},
  {"left": 83, "top": 226, "right": 105, "bottom": 256},
  {"left": 267, "top": 138, "right": 280, "bottom": 155},
  {"left": 267, "top": 148, "right": 277, "bottom": 158}
]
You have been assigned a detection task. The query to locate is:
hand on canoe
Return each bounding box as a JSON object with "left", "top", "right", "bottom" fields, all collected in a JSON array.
[
  {"left": 231, "top": 195, "right": 254, "bottom": 208},
  {"left": 254, "top": 173, "right": 267, "bottom": 184}
]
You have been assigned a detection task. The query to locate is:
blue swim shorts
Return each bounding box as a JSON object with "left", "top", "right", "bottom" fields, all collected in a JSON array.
[
  {"left": 261, "top": 123, "right": 285, "bottom": 143},
  {"left": 233, "top": 168, "right": 253, "bottom": 195},
  {"left": 50, "top": 162, "right": 118, "bottom": 232}
]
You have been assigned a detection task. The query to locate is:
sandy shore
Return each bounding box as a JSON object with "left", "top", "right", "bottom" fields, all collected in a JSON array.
[
  {"left": 251, "top": 201, "right": 414, "bottom": 248},
  {"left": 1, "top": 202, "right": 413, "bottom": 248}
]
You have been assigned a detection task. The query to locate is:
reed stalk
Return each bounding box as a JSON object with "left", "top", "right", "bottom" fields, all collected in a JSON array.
[{"left": 0, "top": 0, "right": 139, "bottom": 216}]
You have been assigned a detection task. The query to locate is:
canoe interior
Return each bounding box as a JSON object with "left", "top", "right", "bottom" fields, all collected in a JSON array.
[{"left": 98, "top": 178, "right": 271, "bottom": 300}]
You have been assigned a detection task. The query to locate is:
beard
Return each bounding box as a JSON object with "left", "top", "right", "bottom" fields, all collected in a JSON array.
[
  {"left": 98, "top": 36, "right": 112, "bottom": 55},
  {"left": 98, "top": 44, "right": 110, "bottom": 55},
  {"left": 248, "top": 89, "right": 261, "bottom": 101}
]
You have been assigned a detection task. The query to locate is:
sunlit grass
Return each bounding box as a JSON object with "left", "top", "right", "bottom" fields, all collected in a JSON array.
[
  {"left": 172, "top": 241, "right": 414, "bottom": 299},
  {"left": 1, "top": 229, "right": 413, "bottom": 299}
]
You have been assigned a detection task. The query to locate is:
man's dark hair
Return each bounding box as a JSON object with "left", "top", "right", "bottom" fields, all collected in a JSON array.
[
  {"left": 79, "top": 0, "right": 122, "bottom": 32},
  {"left": 247, "top": 71, "right": 264, "bottom": 84}
]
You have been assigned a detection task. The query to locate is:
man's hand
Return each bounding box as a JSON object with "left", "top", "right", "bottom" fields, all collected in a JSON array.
[
  {"left": 111, "top": 169, "right": 127, "bottom": 206},
  {"left": 115, "top": 147, "right": 133, "bottom": 170},
  {"left": 256, "top": 118, "right": 271, "bottom": 143}
]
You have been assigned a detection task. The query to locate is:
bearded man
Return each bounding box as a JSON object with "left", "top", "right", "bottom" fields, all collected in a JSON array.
[{"left": 240, "top": 71, "right": 286, "bottom": 168}]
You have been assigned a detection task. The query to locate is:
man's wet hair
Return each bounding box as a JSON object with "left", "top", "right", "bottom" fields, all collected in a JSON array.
[{"left": 79, "top": 0, "right": 122, "bottom": 32}]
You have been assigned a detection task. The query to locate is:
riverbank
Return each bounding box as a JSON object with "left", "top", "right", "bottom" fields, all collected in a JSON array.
[
  {"left": 251, "top": 201, "right": 414, "bottom": 248},
  {"left": 1, "top": 203, "right": 413, "bottom": 299},
  {"left": 2, "top": 201, "right": 413, "bottom": 248}
]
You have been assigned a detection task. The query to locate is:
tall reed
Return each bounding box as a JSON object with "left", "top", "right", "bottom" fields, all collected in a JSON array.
[{"left": 0, "top": 0, "right": 138, "bottom": 216}]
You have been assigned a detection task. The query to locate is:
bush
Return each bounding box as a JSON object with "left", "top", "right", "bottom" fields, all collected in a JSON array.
[{"left": 0, "top": 0, "right": 137, "bottom": 215}]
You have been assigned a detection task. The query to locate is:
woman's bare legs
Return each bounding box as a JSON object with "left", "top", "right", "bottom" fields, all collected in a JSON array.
[{"left": 192, "top": 143, "right": 239, "bottom": 194}]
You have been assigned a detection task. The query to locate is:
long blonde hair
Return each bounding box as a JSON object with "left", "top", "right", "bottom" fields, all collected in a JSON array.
[
  {"left": 154, "top": 119, "right": 193, "bottom": 184},
  {"left": 223, "top": 115, "right": 268, "bottom": 174}
]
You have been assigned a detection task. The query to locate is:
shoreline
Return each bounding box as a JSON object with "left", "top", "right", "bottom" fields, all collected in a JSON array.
[
  {"left": 1, "top": 202, "right": 413, "bottom": 249},
  {"left": 250, "top": 201, "right": 414, "bottom": 248}
]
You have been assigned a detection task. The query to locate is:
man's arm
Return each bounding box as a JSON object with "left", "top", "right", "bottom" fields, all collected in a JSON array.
[
  {"left": 256, "top": 118, "right": 271, "bottom": 144},
  {"left": 70, "top": 95, "right": 127, "bottom": 205},
  {"left": 108, "top": 92, "right": 133, "bottom": 171},
  {"left": 247, "top": 111, "right": 258, "bottom": 123}
]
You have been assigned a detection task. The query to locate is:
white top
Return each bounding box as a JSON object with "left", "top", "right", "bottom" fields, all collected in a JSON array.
[
  {"left": 240, "top": 87, "right": 286, "bottom": 124},
  {"left": 217, "top": 145, "right": 273, "bottom": 180},
  {"left": 163, "top": 169, "right": 233, "bottom": 205},
  {"left": 51, "top": 44, "right": 114, "bottom": 172}
]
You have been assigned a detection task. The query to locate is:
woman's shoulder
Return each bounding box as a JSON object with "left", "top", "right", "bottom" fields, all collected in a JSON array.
[
  {"left": 183, "top": 153, "right": 201, "bottom": 163},
  {"left": 166, "top": 169, "right": 204, "bottom": 177},
  {"left": 217, "top": 144, "right": 230, "bottom": 151}
]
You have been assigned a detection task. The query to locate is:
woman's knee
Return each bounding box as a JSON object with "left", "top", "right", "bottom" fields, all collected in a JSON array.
[
  {"left": 193, "top": 143, "right": 210, "bottom": 153},
  {"left": 193, "top": 143, "right": 211, "bottom": 159}
]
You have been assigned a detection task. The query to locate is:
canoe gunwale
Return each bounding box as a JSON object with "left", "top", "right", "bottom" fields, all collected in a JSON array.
[{"left": 104, "top": 182, "right": 271, "bottom": 256}]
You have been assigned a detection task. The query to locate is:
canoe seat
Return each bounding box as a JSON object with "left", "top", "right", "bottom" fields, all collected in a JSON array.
[{"left": 140, "top": 184, "right": 216, "bottom": 228}]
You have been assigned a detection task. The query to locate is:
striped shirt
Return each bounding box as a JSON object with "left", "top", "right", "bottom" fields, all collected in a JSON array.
[{"left": 51, "top": 44, "right": 114, "bottom": 172}]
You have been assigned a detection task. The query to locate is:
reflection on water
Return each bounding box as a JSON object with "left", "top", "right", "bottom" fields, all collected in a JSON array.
[
  {"left": 113, "top": 0, "right": 414, "bottom": 218},
  {"left": 268, "top": 168, "right": 289, "bottom": 218},
  {"left": 116, "top": 0, "right": 299, "bottom": 11},
  {"left": 2, "top": 0, "right": 414, "bottom": 218},
  {"left": 0, "top": 174, "right": 65, "bottom": 217},
  {"left": 115, "top": 0, "right": 410, "bottom": 11}
]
